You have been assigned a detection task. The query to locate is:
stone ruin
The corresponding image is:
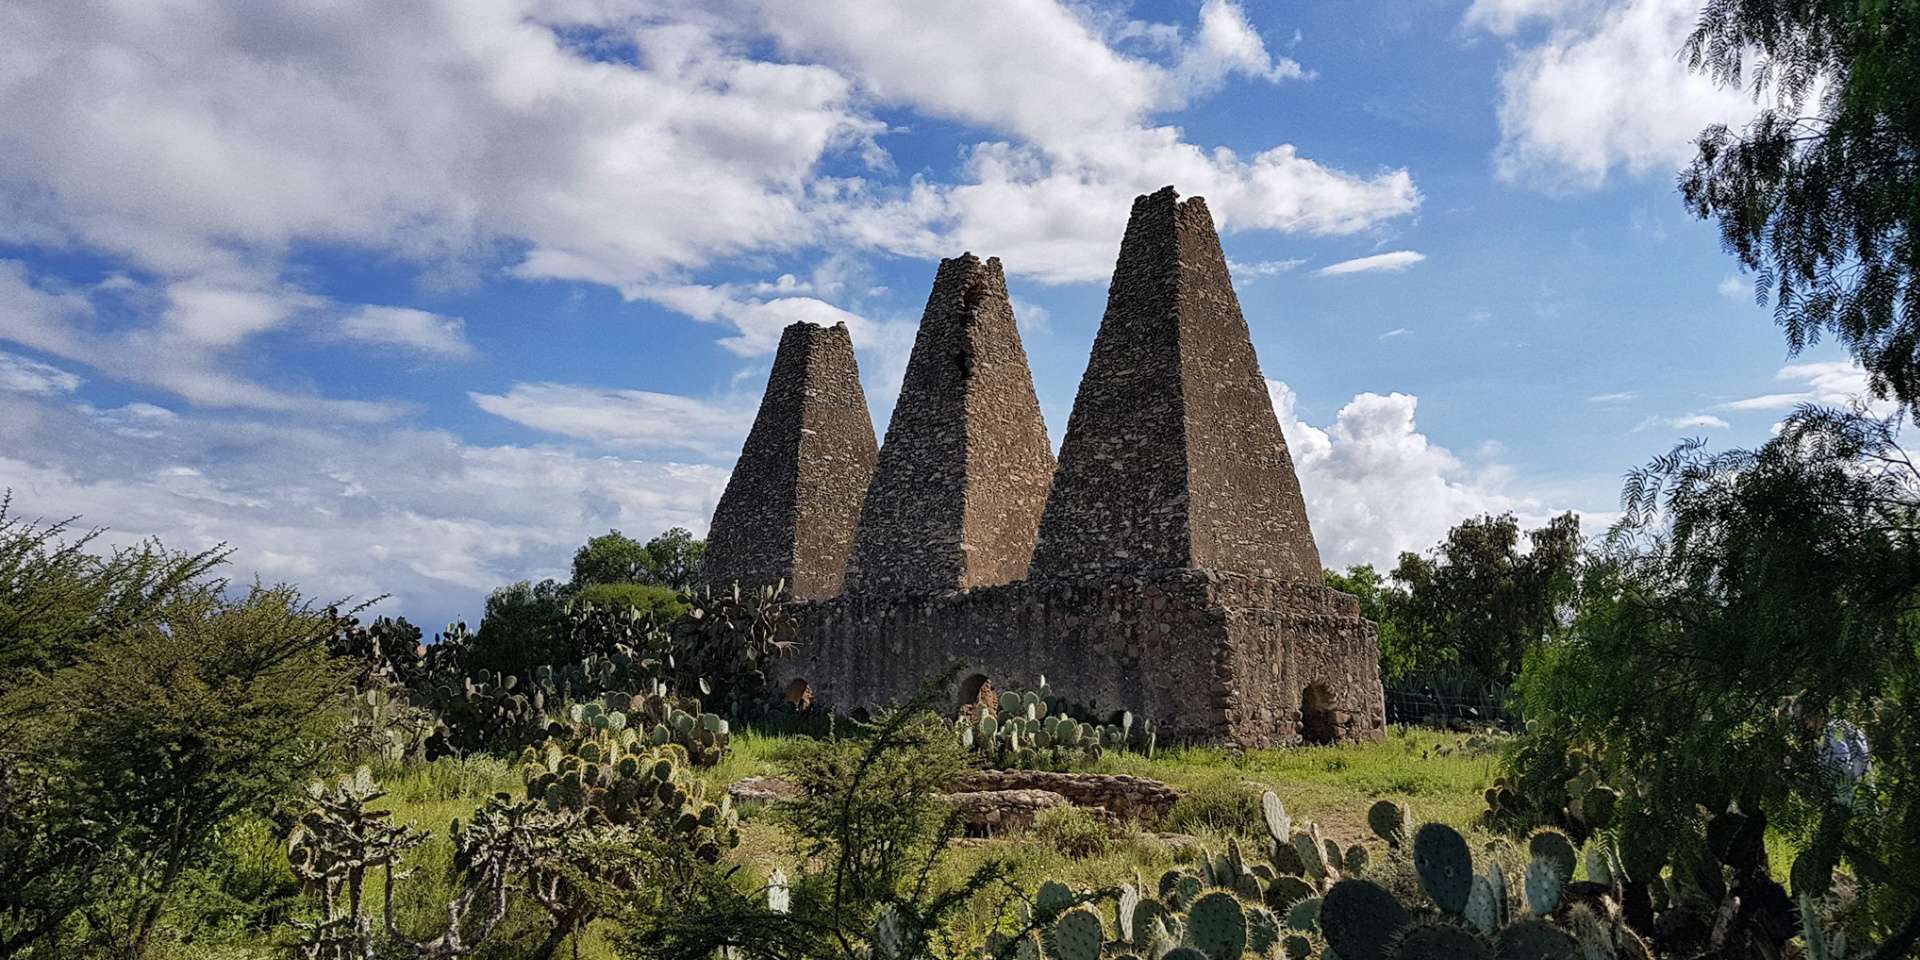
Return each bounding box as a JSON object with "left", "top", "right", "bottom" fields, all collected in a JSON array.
[{"left": 703, "top": 187, "right": 1386, "bottom": 747}]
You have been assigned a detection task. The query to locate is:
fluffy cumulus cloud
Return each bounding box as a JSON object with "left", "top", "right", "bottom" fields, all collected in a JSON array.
[
  {"left": 0, "top": 388, "right": 728, "bottom": 626},
  {"left": 1267, "top": 380, "right": 1575, "bottom": 569},
  {"left": 337, "top": 306, "right": 477, "bottom": 360},
  {"left": 1469, "top": 0, "right": 1761, "bottom": 187}
]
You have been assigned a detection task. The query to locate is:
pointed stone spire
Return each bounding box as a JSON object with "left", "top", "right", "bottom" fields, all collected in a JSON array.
[
  {"left": 1031, "top": 186, "right": 1322, "bottom": 581},
  {"left": 844, "top": 254, "right": 1056, "bottom": 595},
  {"left": 704, "top": 321, "right": 878, "bottom": 600}
]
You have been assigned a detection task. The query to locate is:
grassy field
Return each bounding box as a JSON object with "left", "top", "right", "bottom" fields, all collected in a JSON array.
[{"left": 180, "top": 728, "right": 1502, "bottom": 960}]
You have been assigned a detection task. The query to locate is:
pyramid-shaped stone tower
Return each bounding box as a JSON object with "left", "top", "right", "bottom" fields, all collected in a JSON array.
[
  {"left": 1032, "top": 186, "right": 1322, "bottom": 582},
  {"left": 844, "top": 254, "right": 1055, "bottom": 595},
  {"left": 704, "top": 321, "right": 878, "bottom": 600}
]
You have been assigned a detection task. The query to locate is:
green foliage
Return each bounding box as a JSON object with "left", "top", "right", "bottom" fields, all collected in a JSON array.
[
  {"left": 1031, "top": 806, "right": 1111, "bottom": 859},
  {"left": 666, "top": 582, "right": 800, "bottom": 721},
  {"left": 575, "top": 582, "right": 685, "bottom": 621},
  {"left": 5, "top": 573, "right": 347, "bottom": 957},
  {"left": 472, "top": 578, "right": 572, "bottom": 678},
  {"left": 572, "top": 527, "right": 706, "bottom": 592},
  {"left": 1388, "top": 512, "right": 1582, "bottom": 687},
  {"left": 1515, "top": 407, "right": 1920, "bottom": 953},
  {"left": 1680, "top": 1, "right": 1920, "bottom": 414}
]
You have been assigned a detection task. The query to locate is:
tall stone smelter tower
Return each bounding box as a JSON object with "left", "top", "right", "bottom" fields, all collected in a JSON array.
[{"left": 705, "top": 187, "right": 1385, "bottom": 747}]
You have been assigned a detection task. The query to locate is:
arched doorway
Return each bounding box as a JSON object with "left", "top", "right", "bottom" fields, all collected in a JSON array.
[
  {"left": 1300, "top": 683, "right": 1338, "bottom": 745},
  {"left": 957, "top": 673, "right": 997, "bottom": 717}
]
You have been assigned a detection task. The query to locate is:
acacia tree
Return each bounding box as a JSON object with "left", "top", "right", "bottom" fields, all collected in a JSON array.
[
  {"left": 1681, "top": 1, "right": 1920, "bottom": 407},
  {"left": 1519, "top": 408, "right": 1920, "bottom": 956}
]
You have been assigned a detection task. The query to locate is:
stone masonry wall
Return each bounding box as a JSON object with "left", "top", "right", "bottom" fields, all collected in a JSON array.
[
  {"left": 704, "top": 322, "right": 878, "bottom": 600},
  {"left": 1031, "top": 187, "right": 1322, "bottom": 582},
  {"left": 778, "top": 569, "right": 1384, "bottom": 748},
  {"left": 844, "top": 254, "right": 1055, "bottom": 594}
]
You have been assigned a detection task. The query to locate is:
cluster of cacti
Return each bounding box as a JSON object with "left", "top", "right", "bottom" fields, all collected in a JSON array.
[
  {"left": 956, "top": 677, "right": 1156, "bottom": 768},
  {"left": 518, "top": 725, "right": 738, "bottom": 863},
  {"left": 972, "top": 792, "right": 1871, "bottom": 960},
  {"left": 558, "top": 680, "right": 733, "bottom": 767},
  {"left": 1481, "top": 746, "right": 1620, "bottom": 845},
  {"left": 338, "top": 683, "right": 442, "bottom": 762}
]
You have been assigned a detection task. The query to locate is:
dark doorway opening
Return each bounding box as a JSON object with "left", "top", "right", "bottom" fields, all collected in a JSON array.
[{"left": 1300, "top": 683, "right": 1338, "bottom": 745}]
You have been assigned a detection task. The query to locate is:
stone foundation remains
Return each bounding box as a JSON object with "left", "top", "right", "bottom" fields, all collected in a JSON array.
[{"left": 705, "top": 187, "right": 1384, "bottom": 746}]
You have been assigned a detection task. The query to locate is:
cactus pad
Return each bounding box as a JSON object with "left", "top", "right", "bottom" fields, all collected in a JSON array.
[
  {"left": 1267, "top": 875, "right": 1314, "bottom": 912},
  {"left": 1414, "top": 823, "right": 1474, "bottom": 916},
  {"left": 1523, "top": 860, "right": 1562, "bottom": 916},
  {"left": 1186, "top": 892, "right": 1247, "bottom": 960},
  {"left": 1035, "top": 880, "right": 1075, "bottom": 920},
  {"left": 1527, "top": 831, "right": 1577, "bottom": 885},
  {"left": 1320, "top": 880, "right": 1410, "bottom": 960},
  {"left": 1389, "top": 921, "right": 1494, "bottom": 960},
  {"left": 1050, "top": 907, "right": 1105, "bottom": 960},
  {"left": 1492, "top": 920, "right": 1578, "bottom": 960},
  {"left": 1263, "top": 790, "right": 1292, "bottom": 842},
  {"left": 1367, "top": 800, "right": 1410, "bottom": 848}
]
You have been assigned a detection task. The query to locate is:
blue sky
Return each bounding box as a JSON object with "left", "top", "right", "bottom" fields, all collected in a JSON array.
[{"left": 0, "top": 0, "right": 1871, "bottom": 627}]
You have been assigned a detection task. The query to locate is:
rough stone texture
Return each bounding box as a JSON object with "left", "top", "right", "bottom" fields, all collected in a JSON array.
[
  {"left": 1031, "top": 187, "right": 1321, "bottom": 582},
  {"left": 952, "top": 770, "right": 1181, "bottom": 822},
  {"left": 844, "top": 254, "right": 1055, "bottom": 595},
  {"left": 778, "top": 568, "right": 1384, "bottom": 747},
  {"left": 707, "top": 188, "right": 1384, "bottom": 746},
  {"left": 704, "top": 322, "right": 879, "bottom": 600},
  {"left": 727, "top": 775, "right": 803, "bottom": 807},
  {"left": 946, "top": 789, "right": 1097, "bottom": 835}
]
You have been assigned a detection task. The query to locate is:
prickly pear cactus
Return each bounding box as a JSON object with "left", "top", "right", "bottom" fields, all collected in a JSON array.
[
  {"left": 1118, "top": 883, "right": 1141, "bottom": 943},
  {"left": 1493, "top": 919, "right": 1577, "bottom": 960},
  {"left": 1263, "top": 790, "right": 1292, "bottom": 842},
  {"left": 1413, "top": 823, "right": 1474, "bottom": 916},
  {"left": 1267, "top": 876, "right": 1314, "bottom": 912},
  {"left": 1319, "top": 880, "right": 1410, "bottom": 960},
  {"left": 1367, "top": 800, "right": 1410, "bottom": 848},
  {"left": 1524, "top": 859, "right": 1563, "bottom": 916},
  {"left": 1186, "top": 892, "right": 1247, "bottom": 960},
  {"left": 1035, "top": 880, "right": 1076, "bottom": 920},
  {"left": 1051, "top": 907, "right": 1106, "bottom": 960},
  {"left": 1389, "top": 920, "right": 1493, "bottom": 960},
  {"left": 1283, "top": 935, "right": 1313, "bottom": 960},
  {"left": 1464, "top": 877, "right": 1499, "bottom": 935},
  {"left": 1527, "top": 830, "right": 1577, "bottom": 885},
  {"left": 1247, "top": 906, "right": 1281, "bottom": 956},
  {"left": 1285, "top": 896, "right": 1321, "bottom": 933}
]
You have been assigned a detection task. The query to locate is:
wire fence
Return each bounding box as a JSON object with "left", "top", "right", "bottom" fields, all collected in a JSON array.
[{"left": 1384, "top": 676, "right": 1517, "bottom": 729}]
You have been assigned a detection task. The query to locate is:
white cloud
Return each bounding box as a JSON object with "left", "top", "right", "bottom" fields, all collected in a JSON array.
[
  {"left": 338, "top": 305, "right": 477, "bottom": 360},
  {"left": 1378, "top": 328, "right": 1412, "bottom": 340},
  {"left": 1463, "top": 0, "right": 1600, "bottom": 35},
  {"left": 0, "top": 387, "right": 728, "bottom": 626},
  {"left": 1173, "top": 0, "right": 1310, "bottom": 95},
  {"left": 1267, "top": 379, "right": 1582, "bottom": 569},
  {"left": 1587, "top": 391, "right": 1637, "bottom": 403},
  {"left": 0, "top": 350, "right": 82, "bottom": 395},
  {"left": 1476, "top": 0, "right": 1760, "bottom": 188},
  {"left": 1717, "top": 275, "right": 1750, "bottom": 302},
  {"left": 1636, "top": 413, "right": 1730, "bottom": 431},
  {"left": 1228, "top": 257, "right": 1306, "bottom": 277},
  {"left": 1317, "top": 250, "right": 1426, "bottom": 276},
  {"left": 0, "top": 260, "right": 401, "bottom": 420},
  {"left": 470, "top": 382, "right": 755, "bottom": 459},
  {"left": 164, "top": 280, "right": 320, "bottom": 347},
  {"left": 1718, "top": 361, "right": 1890, "bottom": 414}
]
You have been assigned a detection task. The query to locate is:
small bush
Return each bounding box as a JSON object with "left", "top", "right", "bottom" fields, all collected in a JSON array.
[
  {"left": 1162, "top": 778, "right": 1265, "bottom": 836},
  {"left": 1030, "top": 805, "right": 1110, "bottom": 858},
  {"left": 575, "top": 581, "right": 685, "bottom": 621}
]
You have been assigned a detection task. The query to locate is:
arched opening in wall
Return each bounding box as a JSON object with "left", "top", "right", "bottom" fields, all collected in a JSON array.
[
  {"left": 1300, "top": 683, "right": 1338, "bottom": 745},
  {"left": 783, "top": 678, "right": 813, "bottom": 711},
  {"left": 957, "top": 673, "right": 997, "bottom": 718}
]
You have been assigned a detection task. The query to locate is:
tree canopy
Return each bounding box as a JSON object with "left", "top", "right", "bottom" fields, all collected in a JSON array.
[{"left": 1681, "top": 0, "right": 1920, "bottom": 409}]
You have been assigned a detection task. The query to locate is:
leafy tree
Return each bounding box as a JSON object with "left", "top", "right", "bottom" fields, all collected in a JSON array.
[
  {"left": 1681, "top": 1, "right": 1920, "bottom": 410},
  {"left": 7, "top": 579, "right": 346, "bottom": 958},
  {"left": 470, "top": 578, "right": 570, "bottom": 677},
  {"left": 642, "top": 528, "right": 705, "bottom": 591},
  {"left": 1516, "top": 408, "right": 1920, "bottom": 955},
  {"left": 571, "top": 530, "right": 653, "bottom": 588},
  {"left": 1388, "top": 512, "right": 1582, "bottom": 686},
  {"left": 1323, "top": 564, "right": 1414, "bottom": 680}
]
